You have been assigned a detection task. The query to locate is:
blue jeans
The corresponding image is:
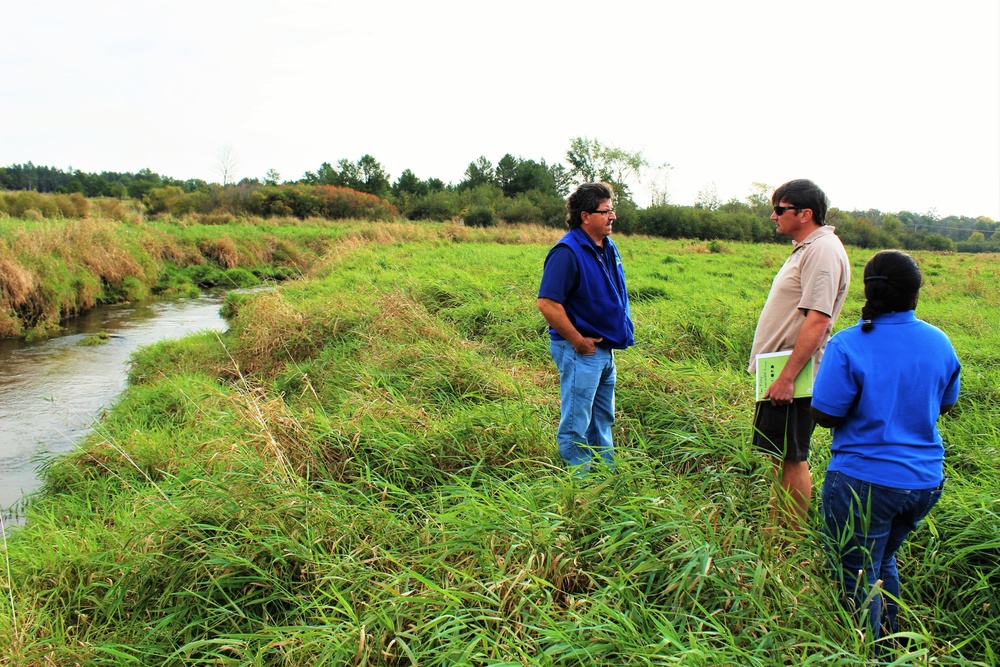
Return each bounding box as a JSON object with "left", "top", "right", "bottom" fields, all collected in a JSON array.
[
  {"left": 549, "top": 339, "right": 616, "bottom": 469},
  {"left": 821, "top": 470, "right": 943, "bottom": 642}
]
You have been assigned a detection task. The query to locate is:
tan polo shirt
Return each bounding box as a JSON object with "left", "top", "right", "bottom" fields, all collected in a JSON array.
[{"left": 748, "top": 225, "right": 851, "bottom": 373}]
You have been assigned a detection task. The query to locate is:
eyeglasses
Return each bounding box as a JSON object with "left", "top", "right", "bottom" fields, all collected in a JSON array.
[
  {"left": 589, "top": 209, "right": 615, "bottom": 216},
  {"left": 773, "top": 205, "right": 805, "bottom": 215}
]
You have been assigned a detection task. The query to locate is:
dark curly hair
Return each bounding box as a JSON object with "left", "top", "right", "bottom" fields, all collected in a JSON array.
[
  {"left": 566, "top": 182, "right": 614, "bottom": 229},
  {"left": 860, "top": 250, "right": 922, "bottom": 332}
]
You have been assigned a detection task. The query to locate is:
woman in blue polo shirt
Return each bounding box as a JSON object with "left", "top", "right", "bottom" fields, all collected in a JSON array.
[{"left": 811, "top": 250, "right": 961, "bottom": 645}]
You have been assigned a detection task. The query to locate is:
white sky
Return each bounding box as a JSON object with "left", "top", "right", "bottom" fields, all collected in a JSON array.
[{"left": 2, "top": 1, "right": 998, "bottom": 220}]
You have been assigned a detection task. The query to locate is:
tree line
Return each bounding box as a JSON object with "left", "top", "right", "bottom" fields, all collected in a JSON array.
[{"left": 2, "top": 138, "right": 997, "bottom": 253}]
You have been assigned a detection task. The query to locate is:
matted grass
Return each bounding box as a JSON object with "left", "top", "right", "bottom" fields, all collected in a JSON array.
[{"left": 2, "top": 225, "right": 997, "bottom": 665}]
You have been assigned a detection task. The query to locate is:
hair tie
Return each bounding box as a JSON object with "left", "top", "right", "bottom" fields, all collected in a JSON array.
[{"left": 864, "top": 275, "right": 889, "bottom": 282}]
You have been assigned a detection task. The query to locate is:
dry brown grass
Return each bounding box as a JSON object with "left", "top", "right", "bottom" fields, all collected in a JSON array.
[
  {"left": 200, "top": 212, "right": 237, "bottom": 226},
  {"left": 0, "top": 251, "right": 45, "bottom": 330},
  {"left": 308, "top": 235, "right": 371, "bottom": 279},
  {"left": 446, "top": 222, "right": 564, "bottom": 245},
  {"left": 0, "top": 219, "right": 160, "bottom": 333},
  {"left": 332, "top": 220, "right": 564, "bottom": 247},
  {"left": 226, "top": 290, "right": 343, "bottom": 378},
  {"left": 0, "top": 257, "right": 37, "bottom": 309},
  {"left": 369, "top": 288, "right": 453, "bottom": 345},
  {"left": 135, "top": 228, "right": 204, "bottom": 265},
  {"left": 265, "top": 235, "right": 312, "bottom": 273},
  {"left": 61, "top": 220, "right": 146, "bottom": 283},
  {"left": 196, "top": 234, "right": 272, "bottom": 268},
  {"left": 225, "top": 383, "right": 319, "bottom": 482},
  {"left": 199, "top": 236, "right": 240, "bottom": 268}
]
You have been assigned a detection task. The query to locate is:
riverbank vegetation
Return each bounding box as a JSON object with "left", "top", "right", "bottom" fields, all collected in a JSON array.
[
  {"left": 2, "top": 224, "right": 996, "bottom": 665},
  {"left": 0, "top": 214, "right": 361, "bottom": 339}
]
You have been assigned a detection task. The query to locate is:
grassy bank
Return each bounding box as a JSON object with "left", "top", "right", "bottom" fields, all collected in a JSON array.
[
  {"left": 0, "top": 215, "right": 369, "bottom": 339},
  {"left": 1, "top": 224, "right": 997, "bottom": 665}
]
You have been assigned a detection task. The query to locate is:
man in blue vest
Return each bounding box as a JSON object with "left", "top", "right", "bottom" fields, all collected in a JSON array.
[{"left": 537, "top": 182, "right": 635, "bottom": 469}]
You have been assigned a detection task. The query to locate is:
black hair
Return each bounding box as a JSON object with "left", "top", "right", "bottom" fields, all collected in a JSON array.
[
  {"left": 860, "top": 250, "right": 922, "bottom": 332},
  {"left": 772, "top": 179, "right": 829, "bottom": 225},
  {"left": 566, "top": 182, "right": 614, "bottom": 229}
]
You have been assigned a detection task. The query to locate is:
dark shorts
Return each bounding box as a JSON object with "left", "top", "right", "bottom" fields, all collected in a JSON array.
[{"left": 752, "top": 397, "right": 816, "bottom": 462}]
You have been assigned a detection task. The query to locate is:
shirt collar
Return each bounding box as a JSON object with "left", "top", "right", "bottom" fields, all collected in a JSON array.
[
  {"left": 572, "top": 226, "right": 607, "bottom": 251},
  {"left": 793, "top": 224, "right": 836, "bottom": 251},
  {"left": 857, "top": 310, "right": 917, "bottom": 325}
]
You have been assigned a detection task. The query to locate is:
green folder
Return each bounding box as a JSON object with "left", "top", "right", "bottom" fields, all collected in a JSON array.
[{"left": 755, "top": 350, "right": 814, "bottom": 402}]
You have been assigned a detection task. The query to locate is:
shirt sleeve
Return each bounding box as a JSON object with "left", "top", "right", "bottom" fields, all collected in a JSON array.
[
  {"left": 538, "top": 245, "right": 578, "bottom": 303},
  {"left": 810, "top": 338, "right": 857, "bottom": 417},
  {"left": 942, "top": 351, "right": 961, "bottom": 407},
  {"left": 798, "top": 241, "right": 841, "bottom": 317}
]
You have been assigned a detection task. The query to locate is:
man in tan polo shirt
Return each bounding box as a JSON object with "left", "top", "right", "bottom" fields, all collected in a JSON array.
[{"left": 749, "top": 179, "right": 851, "bottom": 534}]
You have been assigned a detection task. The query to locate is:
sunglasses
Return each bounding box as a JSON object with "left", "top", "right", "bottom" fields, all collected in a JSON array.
[{"left": 773, "top": 205, "right": 805, "bottom": 215}]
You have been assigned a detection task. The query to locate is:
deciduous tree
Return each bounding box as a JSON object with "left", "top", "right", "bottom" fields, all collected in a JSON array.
[
  {"left": 565, "top": 137, "right": 651, "bottom": 203},
  {"left": 216, "top": 145, "right": 239, "bottom": 186},
  {"left": 746, "top": 182, "right": 773, "bottom": 217},
  {"left": 695, "top": 183, "right": 721, "bottom": 210}
]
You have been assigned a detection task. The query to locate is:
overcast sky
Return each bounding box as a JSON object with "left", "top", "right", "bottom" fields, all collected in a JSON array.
[{"left": 3, "top": 1, "right": 998, "bottom": 219}]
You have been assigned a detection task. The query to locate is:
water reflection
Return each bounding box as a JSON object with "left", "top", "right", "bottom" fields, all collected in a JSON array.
[{"left": 0, "top": 292, "right": 230, "bottom": 520}]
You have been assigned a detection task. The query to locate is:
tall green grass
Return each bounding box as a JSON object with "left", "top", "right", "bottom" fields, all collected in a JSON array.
[{"left": 2, "top": 227, "right": 996, "bottom": 665}]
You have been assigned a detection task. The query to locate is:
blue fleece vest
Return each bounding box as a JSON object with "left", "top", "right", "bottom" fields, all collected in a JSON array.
[{"left": 549, "top": 227, "right": 634, "bottom": 349}]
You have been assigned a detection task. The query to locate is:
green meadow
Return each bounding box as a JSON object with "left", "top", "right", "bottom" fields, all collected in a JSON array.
[{"left": 1, "top": 221, "right": 997, "bottom": 666}]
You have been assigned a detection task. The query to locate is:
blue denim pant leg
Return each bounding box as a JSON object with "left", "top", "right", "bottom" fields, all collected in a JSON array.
[
  {"left": 821, "top": 471, "right": 943, "bottom": 641},
  {"left": 549, "top": 339, "right": 616, "bottom": 468}
]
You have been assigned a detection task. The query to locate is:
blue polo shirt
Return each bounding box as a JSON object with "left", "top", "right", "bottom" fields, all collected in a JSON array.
[
  {"left": 811, "top": 311, "right": 961, "bottom": 489},
  {"left": 538, "top": 227, "right": 634, "bottom": 349}
]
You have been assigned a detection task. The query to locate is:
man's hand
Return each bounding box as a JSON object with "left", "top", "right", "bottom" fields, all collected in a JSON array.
[
  {"left": 572, "top": 337, "right": 603, "bottom": 355},
  {"left": 538, "top": 298, "right": 603, "bottom": 354},
  {"left": 764, "top": 377, "right": 796, "bottom": 405}
]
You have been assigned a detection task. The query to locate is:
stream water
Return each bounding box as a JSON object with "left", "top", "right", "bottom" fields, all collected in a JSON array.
[{"left": 0, "top": 292, "right": 230, "bottom": 524}]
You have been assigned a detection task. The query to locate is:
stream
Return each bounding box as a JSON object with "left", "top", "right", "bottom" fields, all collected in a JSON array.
[{"left": 0, "top": 291, "right": 230, "bottom": 526}]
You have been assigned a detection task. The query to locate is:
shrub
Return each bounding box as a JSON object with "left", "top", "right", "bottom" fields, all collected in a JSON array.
[
  {"left": 90, "top": 197, "right": 128, "bottom": 221},
  {"left": 461, "top": 183, "right": 505, "bottom": 209},
  {"left": 0, "top": 191, "right": 58, "bottom": 218},
  {"left": 633, "top": 204, "right": 773, "bottom": 241},
  {"left": 314, "top": 185, "right": 399, "bottom": 221},
  {"left": 249, "top": 185, "right": 397, "bottom": 221},
  {"left": 407, "top": 190, "right": 461, "bottom": 221},
  {"left": 522, "top": 189, "right": 568, "bottom": 228},
  {"left": 463, "top": 206, "right": 498, "bottom": 228},
  {"left": 53, "top": 192, "right": 89, "bottom": 218},
  {"left": 498, "top": 195, "right": 543, "bottom": 224},
  {"left": 144, "top": 186, "right": 186, "bottom": 215}
]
